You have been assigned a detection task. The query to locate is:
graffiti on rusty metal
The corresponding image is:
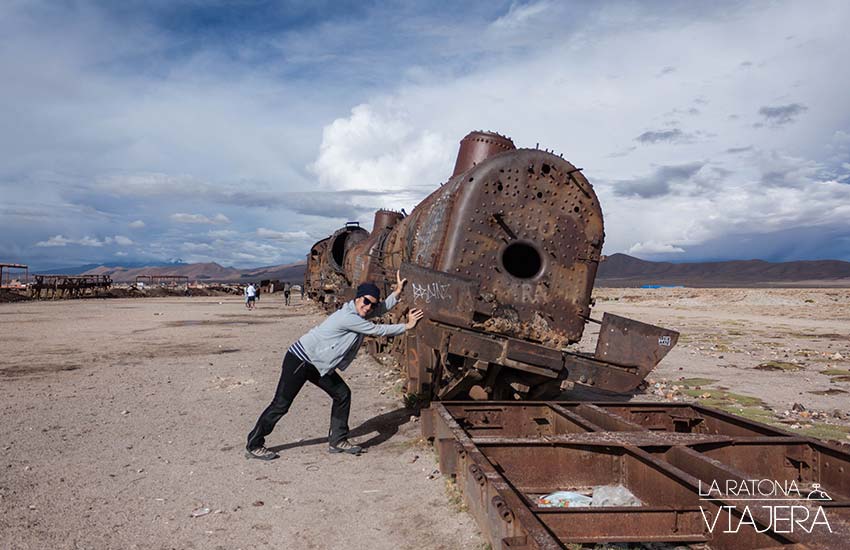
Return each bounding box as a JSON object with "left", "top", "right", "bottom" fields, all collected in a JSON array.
[{"left": 411, "top": 281, "right": 451, "bottom": 304}]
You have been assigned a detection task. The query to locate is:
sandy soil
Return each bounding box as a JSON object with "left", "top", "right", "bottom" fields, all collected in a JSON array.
[
  {"left": 0, "top": 295, "right": 482, "bottom": 550},
  {"left": 2, "top": 288, "right": 849, "bottom": 549},
  {"left": 580, "top": 287, "right": 850, "bottom": 442}
]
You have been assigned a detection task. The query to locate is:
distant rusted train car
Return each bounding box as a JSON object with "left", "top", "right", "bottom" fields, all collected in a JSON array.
[{"left": 306, "top": 131, "right": 679, "bottom": 401}]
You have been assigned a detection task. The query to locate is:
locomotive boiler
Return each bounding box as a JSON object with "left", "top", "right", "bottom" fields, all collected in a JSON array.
[{"left": 306, "top": 131, "right": 679, "bottom": 401}]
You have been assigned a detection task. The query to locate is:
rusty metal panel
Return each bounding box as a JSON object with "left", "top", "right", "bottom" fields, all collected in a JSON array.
[
  {"left": 594, "top": 312, "right": 679, "bottom": 370},
  {"left": 561, "top": 353, "right": 644, "bottom": 393},
  {"left": 505, "top": 339, "right": 564, "bottom": 369},
  {"left": 445, "top": 330, "right": 505, "bottom": 363},
  {"left": 400, "top": 262, "right": 480, "bottom": 325},
  {"left": 427, "top": 401, "right": 850, "bottom": 550}
]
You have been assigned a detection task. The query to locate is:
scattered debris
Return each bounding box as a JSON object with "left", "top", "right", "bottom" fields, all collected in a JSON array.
[
  {"left": 190, "top": 507, "right": 211, "bottom": 518},
  {"left": 537, "top": 490, "right": 591, "bottom": 508}
]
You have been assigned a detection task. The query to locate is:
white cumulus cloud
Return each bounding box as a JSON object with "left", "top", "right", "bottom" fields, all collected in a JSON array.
[
  {"left": 256, "top": 228, "right": 311, "bottom": 242},
  {"left": 170, "top": 213, "right": 231, "bottom": 225},
  {"left": 628, "top": 241, "right": 686, "bottom": 256},
  {"left": 311, "top": 104, "right": 454, "bottom": 207}
]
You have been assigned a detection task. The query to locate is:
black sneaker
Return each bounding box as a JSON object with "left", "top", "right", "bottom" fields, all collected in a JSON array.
[
  {"left": 245, "top": 446, "right": 279, "bottom": 461},
  {"left": 328, "top": 439, "right": 362, "bottom": 455}
]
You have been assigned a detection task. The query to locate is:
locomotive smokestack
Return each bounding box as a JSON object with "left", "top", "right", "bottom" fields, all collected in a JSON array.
[
  {"left": 451, "top": 131, "right": 516, "bottom": 178},
  {"left": 371, "top": 209, "right": 403, "bottom": 235}
]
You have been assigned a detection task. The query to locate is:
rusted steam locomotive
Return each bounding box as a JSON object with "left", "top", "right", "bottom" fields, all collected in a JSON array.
[{"left": 305, "top": 131, "right": 678, "bottom": 400}]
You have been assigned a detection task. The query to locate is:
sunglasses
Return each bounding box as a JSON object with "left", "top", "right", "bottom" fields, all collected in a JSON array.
[{"left": 361, "top": 297, "right": 378, "bottom": 307}]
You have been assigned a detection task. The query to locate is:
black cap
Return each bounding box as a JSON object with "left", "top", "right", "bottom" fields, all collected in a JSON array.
[{"left": 355, "top": 282, "right": 380, "bottom": 300}]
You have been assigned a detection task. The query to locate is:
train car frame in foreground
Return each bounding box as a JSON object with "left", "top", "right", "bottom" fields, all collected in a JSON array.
[{"left": 423, "top": 401, "right": 850, "bottom": 549}]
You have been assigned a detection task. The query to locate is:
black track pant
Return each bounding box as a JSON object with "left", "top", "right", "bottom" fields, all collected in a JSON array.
[{"left": 246, "top": 351, "right": 351, "bottom": 450}]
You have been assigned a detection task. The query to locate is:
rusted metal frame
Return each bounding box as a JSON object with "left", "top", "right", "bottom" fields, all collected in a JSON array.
[
  {"left": 533, "top": 507, "right": 709, "bottom": 543},
  {"left": 433, "top": 403, "right": 706, "bottom": 546},
  {"left": 423, "top": 403, "right": 847, "bottom": 548},
  {"left": 469, "top": 433, "right": 736, "bottom": 447},
  {"left": 615, "top": 413, "right": 842, "bottom": 548},
  {"left": 661, "top": 442, "right": 850, "bottom": 546},
  {"left": 690, "top": 439, "right": 850, "bottom": 502},
  {"left": 30, "top": 274, "right": 111, "bottom": 298},
  {"left": 426, "top": 320, "right": 563, "bottom": 380},
  {"left": 621, "top": 444, "right": 799, "bottom": 548},
  {"left": 463, "top": 446, "right": 562, "bottom": 550},
  {"left": 484, "top": 439, "right": 717, "bottom": 545},
  {"left": 547, "top": 403, "right": 606, "bottom": 432},
  {"left": 437, "top": 369, "right": 484, "bottom": 400},
  {"left": 687, "top": 404, "right": 798, "bottom": 437},
  {"left": 0, "top": 263, "right": 29, "bottom": 289},
  {"left": 561, "top": 353, "right": 644, "bottom": 393},
  {"left": 574, "top": 403, "right": 646, "bottom": 432},
  {"left": 666, "top": 444, "right": 758, "bottom": 479},
  {"left": 428, "top": 403, "right": 562, "bottom": 549}
]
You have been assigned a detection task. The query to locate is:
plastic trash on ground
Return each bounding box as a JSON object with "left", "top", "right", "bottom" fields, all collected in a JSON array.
[
  {"left": 537, "top": 490, "right": 592, "bottom": 508},
  {"left": 591, "top": 484, "right": 642, "bottom": 507},
  {"left": 537, "top": 484, "right": 642, "bottom": 508}
]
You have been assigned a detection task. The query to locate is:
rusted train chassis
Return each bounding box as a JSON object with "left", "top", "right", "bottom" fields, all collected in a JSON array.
[
  {"left": 382, "top": 263, "right": 679, "bottom": 401},
  {"left": 306, "top": 130, "right": 680, "bottom": 401},
  {"left": 29, "top": 274, "right": 112, "bottom": 299},
  {"left": 424, "top": 401, "right": 850, "bottom": 549}
]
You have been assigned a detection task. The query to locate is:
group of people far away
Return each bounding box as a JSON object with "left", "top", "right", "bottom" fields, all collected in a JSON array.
[{"left": 244, "top": 281, "right": 301, "bottom": 310}]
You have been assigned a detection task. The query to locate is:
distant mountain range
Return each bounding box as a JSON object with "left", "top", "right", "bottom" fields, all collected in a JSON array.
[
  {"left": 77, "top": 261, "right": 307, "bottom": 283},
  {"left": 35, "top": 259, "right": 187, "bottom": 275},
  {"left": 31, "top": 253, "right": 850, "bottom": 287},
  {"left": 596, "top": 253, "right": 850, "bottom": 287}
]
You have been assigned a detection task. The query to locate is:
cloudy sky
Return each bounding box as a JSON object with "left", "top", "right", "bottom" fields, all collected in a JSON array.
[{"left": 2, "top": 0, "right": 849, "bottom": 270}]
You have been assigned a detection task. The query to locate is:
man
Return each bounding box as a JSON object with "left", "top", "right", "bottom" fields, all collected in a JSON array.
[
  {"left": 245, "top": 271, "right": 423, "bottom": 460},
  {"left": 283, "top": 281, "right": 292, "bottom": 306},
  {"left": 245, "top": 283, "right": 257, "bottom": 310}
]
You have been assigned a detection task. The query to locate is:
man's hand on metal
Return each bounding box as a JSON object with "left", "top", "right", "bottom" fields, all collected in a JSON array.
[
  {"left": 393, "top": 269, "right": 408, "bottom": 297},
  {"left": 406, "top": 308, "right": 424, "bottom": 329}
]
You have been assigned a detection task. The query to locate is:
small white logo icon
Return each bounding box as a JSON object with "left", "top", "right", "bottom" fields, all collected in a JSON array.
[{"left": 807, "top": 484, "right": 831, "bottom": 501}]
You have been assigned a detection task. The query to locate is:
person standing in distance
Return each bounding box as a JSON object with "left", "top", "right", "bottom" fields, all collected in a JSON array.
[
  {"left": 283, "top": 281, "right": 292, "bottom": 306},
  {"left": 245, "top": 283, "right": 257, "bottom": 310},
  {"left": 245, "top": 270, "right": 424, "bottom": 459}
]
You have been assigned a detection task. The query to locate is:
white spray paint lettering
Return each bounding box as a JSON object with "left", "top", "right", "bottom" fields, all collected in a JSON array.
[{"left": 412, "top": 282, "right": 451, "bottom": 304}]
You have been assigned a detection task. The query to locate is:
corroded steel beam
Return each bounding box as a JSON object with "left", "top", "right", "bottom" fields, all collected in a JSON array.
[{"left": 425, "top": 401, "right": 850, "bottom": 550}]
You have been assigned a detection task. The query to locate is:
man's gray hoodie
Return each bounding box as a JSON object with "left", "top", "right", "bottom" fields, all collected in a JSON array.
[{"left": 295, "top": 293, "right": 406, "bottom": 376}]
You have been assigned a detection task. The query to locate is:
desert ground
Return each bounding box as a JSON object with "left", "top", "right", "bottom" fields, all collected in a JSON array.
[
  {"left": 2, "top": 287, "right": 849, "bottom": 549},
  {"left": 0, "top": 294, "right": 481, "bottom": 550},
  {"left": 585, "top": 287, "right": 850, "bottom": 441}
]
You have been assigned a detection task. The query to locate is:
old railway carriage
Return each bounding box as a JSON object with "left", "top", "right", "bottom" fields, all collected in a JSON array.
[{"left": 306, "top": 131, "right": 678, "bottom": 401}]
